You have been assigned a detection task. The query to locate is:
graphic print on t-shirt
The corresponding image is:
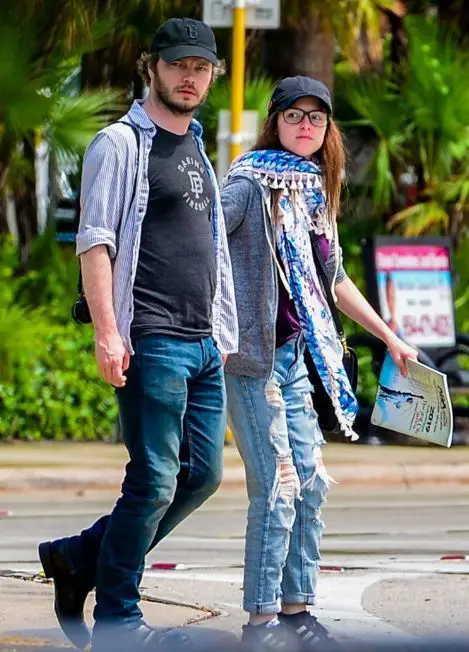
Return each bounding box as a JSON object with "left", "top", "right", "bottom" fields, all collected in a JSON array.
[{"left": 178, "top": 156, "right": 212, "bottom": 212}]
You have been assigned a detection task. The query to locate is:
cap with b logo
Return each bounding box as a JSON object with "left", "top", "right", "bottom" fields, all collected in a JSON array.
[
  {"left": 151, "top": 18, "right": 218, "bottom": 65},
  {"left": 268, "top": 76, "right": 333, "bottom": 115}
]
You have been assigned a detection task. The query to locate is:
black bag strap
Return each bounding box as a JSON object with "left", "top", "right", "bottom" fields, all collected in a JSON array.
[
  {"left": 309, "top": 233, "right": 349, "bottom": 352},
  {"left": 77, "top": 120, "right": 140, "bottom": 296}
]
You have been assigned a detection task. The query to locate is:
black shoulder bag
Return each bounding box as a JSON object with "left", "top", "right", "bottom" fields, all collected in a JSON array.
[
  {"left": 304, "top": 235, "right": 358, "bottom": 435},
  {"left": 71, "top": 121, "right": 140, "bottom": 324}
]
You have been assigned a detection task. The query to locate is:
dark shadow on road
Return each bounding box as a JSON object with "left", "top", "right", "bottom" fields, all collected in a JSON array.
[{"left": 0, "top": 626, "right": 240, "bottom": 651}]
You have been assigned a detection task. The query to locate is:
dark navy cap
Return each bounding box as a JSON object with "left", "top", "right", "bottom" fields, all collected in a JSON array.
[
  {"left": 268, "top": 76, "right": 332, "bottom": 115},
  {"left": 151, "top": 18, "right": 217, "bottom": 65}
]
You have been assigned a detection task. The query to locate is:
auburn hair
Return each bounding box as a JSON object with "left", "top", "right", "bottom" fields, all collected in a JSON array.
[{"left": 253, "top": 112, "right": 345, "bottom": 221}]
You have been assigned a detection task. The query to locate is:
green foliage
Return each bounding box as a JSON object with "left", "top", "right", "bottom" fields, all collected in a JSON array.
[
  {"left": 0, "top": 324, "right": 118, "bottom": 441},
  {"left": 0, "top": 22, "right": 51, "bottom": 137},
  {"left": 283, "top": 0, "right": 394, "bottom": 65},
  {"left": 338, "top": 15, "right": 469, "bottom": 238},
  {"left": 0, "top": 238, "right": 117, "bottom": 441},
  {"left": 13, "top": 231, "right": 79, "bottom": 322},
  {"left": 0, "top": 5, "right": 121, "bottom": 206},
  {"left": 47, "top": 90, "right": 124, "bottom": 158},
  {"left": 454, "top": 237, "right": 469, "bottom": 333}
]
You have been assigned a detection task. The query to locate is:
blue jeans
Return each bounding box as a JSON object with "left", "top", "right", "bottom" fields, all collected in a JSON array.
[
  {"left": 57, "top": 335, "right": 226, "bottom": 627},
  {"left": 225, "top": 334, "right": 328, "bottom": 615}
]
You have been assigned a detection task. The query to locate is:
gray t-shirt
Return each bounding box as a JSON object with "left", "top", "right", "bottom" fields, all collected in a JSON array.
[{"left": 131, "top": 127, "right": 216, "bottom": 340}]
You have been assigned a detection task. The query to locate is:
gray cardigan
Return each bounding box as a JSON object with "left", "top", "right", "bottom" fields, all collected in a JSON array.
[{"left": 221, "top": 171, "right": 347, "bottom": 379}]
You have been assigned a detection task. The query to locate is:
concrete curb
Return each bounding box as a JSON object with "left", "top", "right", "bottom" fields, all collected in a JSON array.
[{"left": 1, "top": 462, "right": 469, "bottom": 493}]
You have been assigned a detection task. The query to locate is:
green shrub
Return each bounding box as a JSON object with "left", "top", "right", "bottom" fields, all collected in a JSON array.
[
  {"left": 0, "top": 322, "right": 118, "bottom": 441},
  {"left": 0, "top": 236, "right": 117, "bottom": 440}
]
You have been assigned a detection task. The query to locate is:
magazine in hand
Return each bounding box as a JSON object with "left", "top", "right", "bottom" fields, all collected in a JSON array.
[{"left": 371, "top": 352, "right": 453, "bottom": 447}]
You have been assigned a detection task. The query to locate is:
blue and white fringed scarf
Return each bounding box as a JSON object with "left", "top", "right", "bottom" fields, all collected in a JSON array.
[{"left": 225, "top": 149, "right": 358, "bottom": 440}]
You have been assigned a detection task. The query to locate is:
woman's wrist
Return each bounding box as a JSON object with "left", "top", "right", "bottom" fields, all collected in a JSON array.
[{"left": 382, "top": 328, "right": 399, "bottom": 348}]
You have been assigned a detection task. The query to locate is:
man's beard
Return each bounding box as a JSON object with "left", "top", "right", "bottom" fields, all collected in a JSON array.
[{"left": 152, "top": 69, "right": 209, "bottom": 116}]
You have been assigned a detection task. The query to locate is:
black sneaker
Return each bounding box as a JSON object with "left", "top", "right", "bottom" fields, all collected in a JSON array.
[
  {"left": 278, "top": 612, "right": 341, "bottom": 651},
  {"left": 242, "top": 620, "right": 300, "bottom": 651}
]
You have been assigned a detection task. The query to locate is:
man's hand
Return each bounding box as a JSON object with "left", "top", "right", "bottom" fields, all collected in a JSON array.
[
  {"left": 222, "top": 354, "right": 228, "bottom": 364},
  {"left": 95, "top": 331, "right": 130, "bottom": 387}
]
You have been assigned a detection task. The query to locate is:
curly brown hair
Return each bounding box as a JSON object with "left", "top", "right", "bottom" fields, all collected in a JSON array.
[
  {"left": 136, "top": 52, "right": 226, "bottom": 86},
  {"left": 254, "top": 113, "right": 346, "bottom": 221}
]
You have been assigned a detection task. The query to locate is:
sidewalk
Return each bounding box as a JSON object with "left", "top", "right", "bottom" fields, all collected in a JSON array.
[
  {"left": 0, "top": 574, "right": 212, "bottom": 651},
  {"left": 1, "top": 441, "right": 469, "bottom": 492}
]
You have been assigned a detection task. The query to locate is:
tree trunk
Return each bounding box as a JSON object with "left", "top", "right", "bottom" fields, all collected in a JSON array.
[
  {"left": 15, "top": 138, "right": 38, "bottom": 273},
  {"left": 263, "top": 14, "right": 335, "bottom": 90},
  {"left": 292, "top": 17, "right": 335, "bottom": 90},
  {"left": 439, "top": 1, "right": 469, "bottom": 35},
  {"left": 0, "top": 134, "right": 18, "bottom": 236},
  {"left": 81, "top": 48, "right": 114, "bottom": 90},
  {"left": 382, "top": 8, "right": 408, "bottom": 78},
  {"left": 0, "top": 133, "right": 17, "bottom": 197},
  {"left": 0, "top": 198, "right": 9, "bottom": 235},
  {"left": 81, "top": 45, "right": 136, "bottom": 106}
]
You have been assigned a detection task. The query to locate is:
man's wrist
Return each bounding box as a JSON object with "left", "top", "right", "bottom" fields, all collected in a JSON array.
[{"left": 94, "top": 323, "right": 119, "bottom": 342}]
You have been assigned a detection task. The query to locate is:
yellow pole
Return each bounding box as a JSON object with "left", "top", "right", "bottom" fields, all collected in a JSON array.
[{"left": 230, "top": 0, "right": 246, "bottom": 161}]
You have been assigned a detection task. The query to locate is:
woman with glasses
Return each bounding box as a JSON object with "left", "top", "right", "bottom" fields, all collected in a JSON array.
[{"left": 220, "top": 76, "right": 416, "bottom": 652}]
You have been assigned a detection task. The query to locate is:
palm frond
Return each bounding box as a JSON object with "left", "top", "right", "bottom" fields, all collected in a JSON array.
[
  {"left": 0, "top": 23, "right": 53, "bottom": 136},
  {"left": 339, "top": 73, "right": 406, "bottom": 142},
  {"left": 405, "top": 16, "right": 469, "bottom": 181},
  {"left": 46, "top": 90, "right": 124, "bottom": 156},
  {"left": 388, "top": 201, "right": 449, "bottom": 236}
]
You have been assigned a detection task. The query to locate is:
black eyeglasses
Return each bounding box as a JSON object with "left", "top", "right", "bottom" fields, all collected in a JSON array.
[{"left": 282, "top": 108, "right": 329, "bottom": 127}]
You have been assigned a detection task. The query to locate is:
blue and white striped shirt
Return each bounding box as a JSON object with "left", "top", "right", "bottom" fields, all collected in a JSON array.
[{"left": 76, "top": 100, "right": 238, "bottom": 355}]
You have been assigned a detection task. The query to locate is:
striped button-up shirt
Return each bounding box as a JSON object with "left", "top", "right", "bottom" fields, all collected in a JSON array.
[{"left": 76, "top": 100, "right": 238, "bottom": 355}]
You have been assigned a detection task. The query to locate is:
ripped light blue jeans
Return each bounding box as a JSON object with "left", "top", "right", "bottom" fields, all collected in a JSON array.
[{"left": 225, "top": 334, "right": 329, "bottom": 615}]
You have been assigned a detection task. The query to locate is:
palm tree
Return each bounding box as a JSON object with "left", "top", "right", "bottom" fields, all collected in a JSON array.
[
  {"left": 263, "top": 0, "right": 395, "bottom": 88},
  {"left": 1, "top": 0, "right": 204, "bottom": 267},
  {"left": 339, "top": 16, "right": 469, "bottom": 244},
  {"left": 0, "top": 4, "right": 121, "bottom": 268},
  {"left": 80, "top": 0, "right": 200, "bottom": 94}
]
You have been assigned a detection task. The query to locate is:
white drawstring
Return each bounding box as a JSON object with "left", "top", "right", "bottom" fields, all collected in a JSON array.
[{"left": 262, "top": 196, "right": 293, "bottom": 299}]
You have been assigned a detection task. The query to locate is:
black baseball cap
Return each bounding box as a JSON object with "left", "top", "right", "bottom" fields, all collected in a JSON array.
[
  {"left": 268, "top": 76, "right": 332, "bottom": 115},
  {"left": 151, "top": 18, "right": 218, "bottom": 65}
]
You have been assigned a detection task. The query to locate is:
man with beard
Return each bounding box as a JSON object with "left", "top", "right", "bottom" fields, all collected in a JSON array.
[{"left": 38, "top": 18, "right": 238, "bottom": 652}]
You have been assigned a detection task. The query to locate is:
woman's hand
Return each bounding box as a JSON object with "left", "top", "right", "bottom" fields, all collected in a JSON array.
[{"left": 385, "top": 333, "right": 418, "bottom": 376}]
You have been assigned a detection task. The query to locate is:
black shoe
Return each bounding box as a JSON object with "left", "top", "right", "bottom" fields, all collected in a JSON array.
[
  {"left": 91, "top": 622, "right": 163, "bottom": 652},
  {"left": 38, "top": 540, "right": 91, "bottom": 650},
  {"left": 278, "top": 612, "right": 341, "bottom": 651},
  {"left": 242, "top": 620, "right": 300, "bottom": 651}
]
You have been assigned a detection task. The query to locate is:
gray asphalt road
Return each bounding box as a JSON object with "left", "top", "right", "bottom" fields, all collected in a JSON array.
[{"left": 1, "top": 484, "right": 469, "bottom": 646}]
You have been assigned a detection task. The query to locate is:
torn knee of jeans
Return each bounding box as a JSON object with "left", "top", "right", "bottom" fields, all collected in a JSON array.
[
  {"left": 271, "top": 455, "right": 301, "bottom": 507},
  {"left": 312, "top": 515, "right": 326, "bottom": 532},
  {"left": 303, "top": 392, "right": 314, "bottom": 413},
  {"left": 265, "top": 381, "right": 285, "bottom": 409},
  {"left": 266, "top": 381, "right": 289, "bottom": 446},
  {"left": 303, "top": 392, "right": 325, "bottom": 446},
  {"left": 302, "top": 447, "right": 334, "bottom": 504}
]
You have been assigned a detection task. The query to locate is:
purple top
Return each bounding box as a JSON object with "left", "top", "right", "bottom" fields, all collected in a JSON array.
[{"left": 276, "top": 234, "right": 331, "bottom": 348}]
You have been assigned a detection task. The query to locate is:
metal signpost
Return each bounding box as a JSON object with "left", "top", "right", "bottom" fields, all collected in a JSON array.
[{"left": 204, "top": 0, "right": 280, "bottom": 162}]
